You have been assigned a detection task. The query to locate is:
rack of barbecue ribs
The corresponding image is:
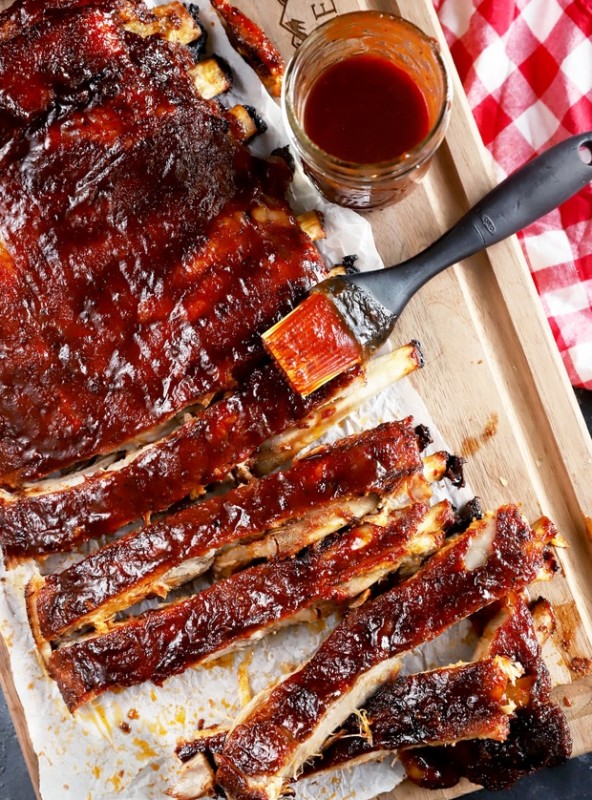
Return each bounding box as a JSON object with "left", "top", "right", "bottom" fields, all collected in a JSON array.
[
  {"left": 0, "top": 0, "right": 330, "bottom": 487},
  {"left": 0, "top": 0, "right": 428, "bottom": 559}
]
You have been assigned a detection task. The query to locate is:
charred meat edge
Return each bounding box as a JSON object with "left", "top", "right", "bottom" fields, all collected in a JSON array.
[{"left": 400, "top": 592, "right": 571, "bottom": 792}]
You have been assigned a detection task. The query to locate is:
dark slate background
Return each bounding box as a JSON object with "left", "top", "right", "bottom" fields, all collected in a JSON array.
[{"left": 1, "top": 389, "right": 591, "bottom": 799}]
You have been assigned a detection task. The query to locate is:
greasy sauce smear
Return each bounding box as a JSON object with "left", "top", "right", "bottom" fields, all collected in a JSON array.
[
  {"left": 461, "top": 413, "right": 499, "bottom": 457},
  {"left": 303, "top": 54, "right": 430, "bottom": 163}
]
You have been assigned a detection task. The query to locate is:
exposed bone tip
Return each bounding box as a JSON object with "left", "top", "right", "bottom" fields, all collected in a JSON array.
[
  {"left": 189, "top": 56, "right": 233, "bottom": 100},
  {"left": 296, "top": 210, "right": 325, "bottom": 242},
  {"left": 168, "top": 752, "right": 216, "bottom": 800},
  {"left": 410, "top": 339, "right": 425, "bottom": 367},
  {"left": 529, "top": 596, "right": 556, "bottom": 641},
  {"left": 227, "top": 104, "right": 268, "bottom": 142},
  {"left": 341, "top": 255, "right": 360, "bottom": 274}
]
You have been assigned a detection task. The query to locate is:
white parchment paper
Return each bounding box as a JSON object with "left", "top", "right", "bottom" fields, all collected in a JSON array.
[{"left": 0, "top": 5, "right": 476, "bottom": 799}]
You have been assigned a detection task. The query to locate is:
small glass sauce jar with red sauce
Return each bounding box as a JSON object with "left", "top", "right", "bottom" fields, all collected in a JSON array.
[{"left": 282, "top": 12, "right": 452, "bottom": 209}]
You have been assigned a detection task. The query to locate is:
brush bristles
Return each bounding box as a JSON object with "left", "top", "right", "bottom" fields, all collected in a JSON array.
[{"left": 262, "top": 293, "right": 362, "bottom": 396}]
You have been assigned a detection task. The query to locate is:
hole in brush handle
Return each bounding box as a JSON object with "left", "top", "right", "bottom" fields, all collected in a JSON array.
[{"left": 578, "top": 142, "right": 592, "bottom": 166}]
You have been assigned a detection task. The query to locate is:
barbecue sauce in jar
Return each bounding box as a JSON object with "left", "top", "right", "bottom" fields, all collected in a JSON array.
[
  {"left": 303, "top": 54, "right": 430, "bottom": 164},
  {"left": 282, "top": 11, "right": 452, "bottom": 208}
]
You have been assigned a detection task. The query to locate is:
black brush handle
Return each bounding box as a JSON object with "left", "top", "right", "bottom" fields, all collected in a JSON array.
[{"left": 347, "top": 131, "right": 592, "bottom": 317}]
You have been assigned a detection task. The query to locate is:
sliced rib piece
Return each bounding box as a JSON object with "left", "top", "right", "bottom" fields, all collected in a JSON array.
[
  {"left": 0, "top": 0, "right": 327, "bottom": 485},
  {"left": 170, "top": 594, "right": 556, "bottom": 798},
  {"left": 171, "top": 655, "right": 518, "bottom": 800},
  {"left": 213, "top": 450, "right": 453, "bottom": 577},
  {"left": 47, "top": 500, "right": 453, "bottom": 711},
  {"left": 305, "top": 657, "right": 516, "bottom": 775},
  {"left": 172, "top": 657, "right": 516, "bottom": 800},
  {"left": 29, "top": 420, "right": 425, "bottom": 641},
  {"left": 401, "top": 704, "right": 572, "bottom": 791},
  {"left": 0, "top": 343, "right": 422, "bottom": 560},
  {"left": 214, "top": 508, "right": 559, "bottom": 800},
  {"left": 400, "top": 593, "right": 572, "bottom": 791},
  {"left": 169, "top": 594, "right": 559, "bottom": 799},
  {"left": 210, "top": 0, "right": 285, "bottom": 97},
  {"left": 473, "top": 593, "right": 553, "bottom": 703},
  {"left": 307, "top": 593, "right": 551, "bottom": 777},
  {"left": 253, "top": 343, "right": 425, "bottom": 477}
]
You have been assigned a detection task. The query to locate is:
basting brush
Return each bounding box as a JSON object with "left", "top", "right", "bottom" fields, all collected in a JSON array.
[{"left": 263, "top": 131, "right": 592, "bottom": 396}]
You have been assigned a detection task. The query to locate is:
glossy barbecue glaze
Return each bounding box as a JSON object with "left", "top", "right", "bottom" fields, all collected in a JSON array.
[
  {"left": 33, "top": 420, "right": 424, "bottom": 640},
  {"left": 305, "top": 657, "right": 512, "bottom": 773},
  {"left": 215, "top": 507, "right": 558, "bottom": 800},
  {"left": 173, "top": 654, "right": 512, "bottom": 768},
  {"left": 400, "top": 593, "right": 572, "bottom": 791},
  {"left": 0, "top": 362, "right": 360, "bottom": 559},
  {"left": 48, "top": 501, "right": 452, "bottom": 710},
  {"left": 0, "top": 0, "right": 326, "bottom": 485},
  {"left": 172, "top": 597, "right": 560, "bottom": 782},
  {"left": 486, "top": 594, "right": 552, "bottom": 702},
  {"left": 211, "top": 0, "right": 285, "bottom": 96}
]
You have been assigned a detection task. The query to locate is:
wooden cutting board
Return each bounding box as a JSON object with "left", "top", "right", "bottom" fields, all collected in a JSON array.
[
  {"left": 1, "top": 1, "right": 592, "bottom": 799},
  {"left": 255, "top": 2, "right": 592, "bottom": 798}
]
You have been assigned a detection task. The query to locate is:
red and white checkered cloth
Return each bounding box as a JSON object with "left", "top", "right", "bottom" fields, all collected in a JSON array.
[{"left": 434, "top": 0, "right": 592, "bottom": 390}]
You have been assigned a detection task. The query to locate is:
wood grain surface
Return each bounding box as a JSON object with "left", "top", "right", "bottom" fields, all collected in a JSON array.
[
  {"left": 228, "top": 0, "right": 592, "bottom": 794},
  {"left": 0, "top": 1, "right": 591, "bottom": 798}
]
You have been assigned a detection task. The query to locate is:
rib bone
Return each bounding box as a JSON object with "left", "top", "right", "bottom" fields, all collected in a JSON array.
[
  {"left": 121, "top": 1, "right": 202, "bottom": 45},
  {"left": 189, "top": 57, "right": 233, "bottom": 100}
]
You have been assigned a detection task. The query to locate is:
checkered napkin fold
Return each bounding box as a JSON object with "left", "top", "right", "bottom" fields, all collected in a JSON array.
[{"left": 434, "top": 0, "right": 592, "bottom": 390}]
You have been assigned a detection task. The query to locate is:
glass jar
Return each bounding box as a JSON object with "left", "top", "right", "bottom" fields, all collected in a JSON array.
[{"left": 282, "top": 11, "right": 452, "bottom": 210}]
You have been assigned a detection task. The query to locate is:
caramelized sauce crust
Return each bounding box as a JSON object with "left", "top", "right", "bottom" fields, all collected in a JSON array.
[
  {"left": 49, "top": 502, "right": 435, "bottom": 710},
  {"left": 216, "top": 507, "right": 550, "bottom": 793},
  {"left": 400, "top": 594, "right": 571, "bottom": 790},
  {"left": 307, "top": 658, "right": 511, "bottom": 772},
  {"left": 36, "top": 420, "right": 423, "bottom": 640},
  {"left": 0, "top": 364, "right": 358, "bottom": 559},
  {"left": 0, "top": 0, "right": 326, "bottom": 485}
]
